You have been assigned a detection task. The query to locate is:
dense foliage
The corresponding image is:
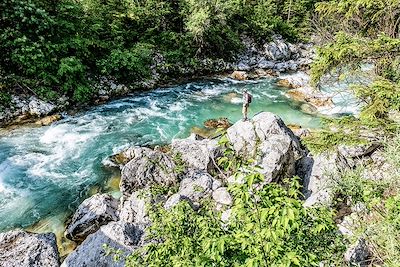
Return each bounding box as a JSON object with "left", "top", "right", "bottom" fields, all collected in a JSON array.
[
  {"left": 0, "top": 0, "right": 319, "bottom": 108},
  {"left": 126, "top": 173, "right": 344, "bottom": 266}
]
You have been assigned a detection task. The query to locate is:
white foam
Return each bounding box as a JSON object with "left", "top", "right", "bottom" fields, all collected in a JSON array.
[
  {"left": 231, "top": 97, "right": 242, "bottom": 104},
  {"left": 169, "top": 101, "right": 185, "bottom": 112}
]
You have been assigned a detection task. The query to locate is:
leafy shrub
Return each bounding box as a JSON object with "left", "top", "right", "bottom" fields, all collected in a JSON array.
[{"left": 126, "top": 172, "right": 345, "bottom": 266}]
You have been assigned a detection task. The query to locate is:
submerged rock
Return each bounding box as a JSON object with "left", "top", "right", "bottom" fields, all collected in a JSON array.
[
  {"left": 0, "top": 230, "right": 60, "bottom": 267},
  {"left": 226, "top": 112, "right": 304, "bottom": 183},
  {"left": 204, "top": 118, "right": 232, "bottom": 129},
  {"left": 120, "top": 148, "right": 180, "bottom": 195},
  {"left": 277, "top": 72, "right": 310, "bottom": 89},
  {"left": 65, "top": 193, "right": 119, "bottom": 242},
  {"left": 34, "top": 114, "right": 62, "bottom": 126},
  {"left": 62, "top": 222, "right": 142, "bottom": 267},
  {"left": 286, "top": 87, "right": 334, "bottom": 109}
]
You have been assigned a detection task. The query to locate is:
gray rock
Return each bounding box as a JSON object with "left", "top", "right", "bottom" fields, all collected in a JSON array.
[
  {"left": 212, "top": 187, "right": 232, "bottom": 206},
  {"left": 164, "top": 193, "right": 194, "bottom": 210},
  {"left": 107, "top": 146, "right": 151, "bottom": 169},
  {"left": 212, "top": 179, "right": 223, "bottom": 191},
  {"left": 163, "top": 171, "right": 221, "bottom": 210},
  {"left": 298, "top": 152, "right": 349, "bottom": 207},
  {"left": 257, "top": 58, "right": 275, "bottom": 69},
  {"left": 120, "top": 148, "right": 179, "bottom": 196},
  {"left": 227, "top": 112, "right": 303, "bottom": 183},
  {"left": 221, "top": 209, "right": 232, "bottom": 223},
  {"left": 62, "top": 221, "right": 142, "bottom": 267},
  {"left": 0, "top": 230, "right": 60, "bottom": 267},
  {"left": 119, "top": 192, "right": 148, "bottom": 226},
  {"left": 65, "top": 193, "right": 119, "bottom": 241},
  {"left": 344, "top": 238, "right": 371, "bottom": 266},
  {"left": 178, "top": 171, "right": 215, "bottom": 203},
  {"left": 274, "top": 62, "right": 289, "bottom": 72},
  {"left": 171, "top": 138, "right": 220, "bottom": 174},
  {"left": 28, "top": 97, "right": 55, "bottom": 117},
  {"left": 338, "top": 143, "right": 381, "bottom": 168},
  {"left": 237, "top": 62, "right": 251, "bottom": 71},
  {"left": 264, "top": 35, "right": 292, "bottom": 61}
]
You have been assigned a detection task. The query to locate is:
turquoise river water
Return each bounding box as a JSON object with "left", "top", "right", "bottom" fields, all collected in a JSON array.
[{"left": 0, "top": 77, "right": 354, "bottom": 234}]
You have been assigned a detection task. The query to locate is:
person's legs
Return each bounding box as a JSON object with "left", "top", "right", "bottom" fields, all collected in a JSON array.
[{"left": 242, "top": 104, "right": 248, "bottom": 121}]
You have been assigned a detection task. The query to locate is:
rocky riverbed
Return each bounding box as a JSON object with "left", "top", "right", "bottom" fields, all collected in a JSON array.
[{"left": 0, "top": 112, "right": 382, "bottom": 266}]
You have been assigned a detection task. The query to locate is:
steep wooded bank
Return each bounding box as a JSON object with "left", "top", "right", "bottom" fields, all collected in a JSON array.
[{"left": 0, "top": 0, "right": 319, "bottom": 126}]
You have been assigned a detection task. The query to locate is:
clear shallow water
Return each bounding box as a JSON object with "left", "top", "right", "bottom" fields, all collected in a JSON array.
[{"left": 0, "top": 78, "right": 322, "bottom": 232}]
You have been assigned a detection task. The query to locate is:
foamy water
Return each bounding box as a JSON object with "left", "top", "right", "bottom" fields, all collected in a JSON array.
[{"left": 0, "top": 77, "right": 352, "bottom": 232}]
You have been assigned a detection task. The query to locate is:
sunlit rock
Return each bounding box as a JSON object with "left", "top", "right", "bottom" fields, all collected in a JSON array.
[{"left": 65, "top": 194, "right": 119, "bottom": 242}]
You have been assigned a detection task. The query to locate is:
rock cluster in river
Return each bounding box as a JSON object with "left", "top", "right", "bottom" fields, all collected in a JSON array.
[{"left": 0, "top": 112, "right": 382, "bottom": 266}]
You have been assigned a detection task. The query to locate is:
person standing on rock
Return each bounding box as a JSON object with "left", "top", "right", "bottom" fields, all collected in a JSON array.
[{"left": 242, "top": 89, "right": 252, "bottom": 121}]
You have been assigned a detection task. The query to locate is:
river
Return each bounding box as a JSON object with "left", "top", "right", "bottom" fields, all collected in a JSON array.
[{"left": 0, "top": 76, "right": 351, "bottom": 235}]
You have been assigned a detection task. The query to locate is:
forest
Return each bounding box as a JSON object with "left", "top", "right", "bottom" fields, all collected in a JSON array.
[{"left": 0, "top": 0, "right": 318, "bottom": 105}]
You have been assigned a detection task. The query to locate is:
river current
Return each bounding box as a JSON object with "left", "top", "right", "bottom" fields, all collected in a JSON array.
[{"left": 0, "top": 77, "right": 355, "bottom": 234}]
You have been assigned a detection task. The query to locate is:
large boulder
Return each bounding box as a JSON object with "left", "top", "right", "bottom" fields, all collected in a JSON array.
[
  {"left": 61, "top": 222, "right": 142, "bottom": 267},
  {"left": 226, "top": 112, "right": 304, "bottom": 182},
  {"left": 297, "top": 152, "right": 349, "bottom": 207},
  {"left": 0, "top": 230, "right": 60, "bottom": 267},
  {"left": 178, "top": 171, "right": 216, "bottom": 203},
  {"left": 171, "top": 137, "right": 221, "bottom": 174},
  {"left": 65, "top": 193, "right": 119, "bottom": 241},
  {"left": 120, "top": 148, "right": 180, "bottom": 196}
]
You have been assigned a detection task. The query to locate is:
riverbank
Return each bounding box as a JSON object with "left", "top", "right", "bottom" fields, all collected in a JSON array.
[{"left": 0, "top": 35, "right": 318, "bottom": 128}]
